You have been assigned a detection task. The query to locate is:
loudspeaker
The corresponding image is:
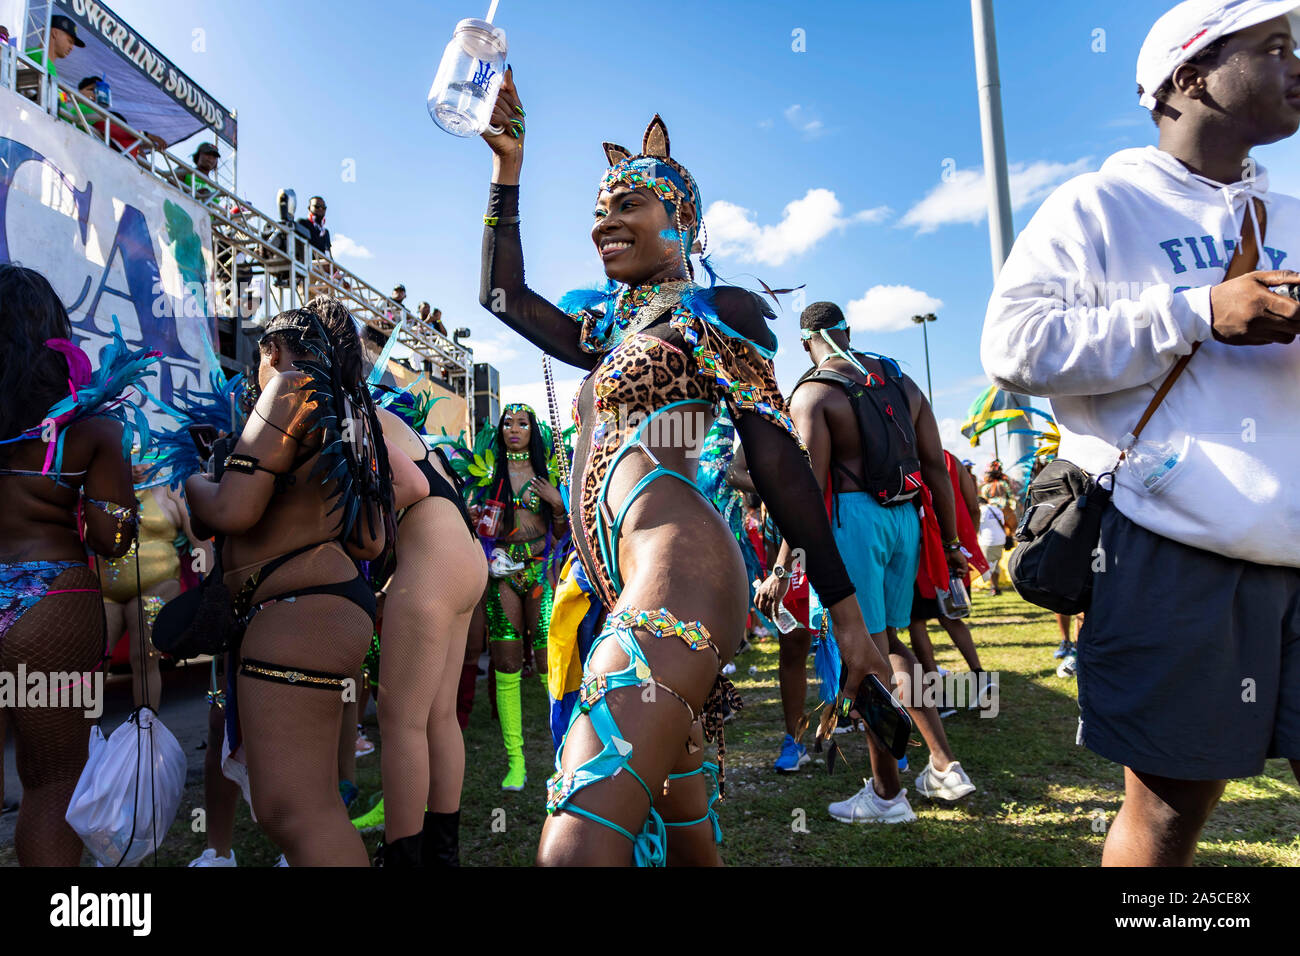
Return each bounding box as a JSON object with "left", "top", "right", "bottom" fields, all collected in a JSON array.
[
  {"left": 473, "top": 363, "right": 498, "bottom": 394},
  {"left": 473, "top": 362, "right": 500, "bottom": 433}
]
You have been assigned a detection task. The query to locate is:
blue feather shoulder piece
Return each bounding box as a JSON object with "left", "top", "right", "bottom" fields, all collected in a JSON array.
[
  {"left": 1, "top": 317, "right": 164, "bottom": 476},
  {"left": 677, "top": 285, "right": 777, "bottom": 361}
]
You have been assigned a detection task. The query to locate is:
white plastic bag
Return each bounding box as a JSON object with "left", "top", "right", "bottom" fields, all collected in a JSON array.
[{"left": 65, "top": 707, "right": 186, "bottom": 867}]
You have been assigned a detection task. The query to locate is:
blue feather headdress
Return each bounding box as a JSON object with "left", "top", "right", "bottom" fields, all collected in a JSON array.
[{"left": 140, "top": 318, "right": 244, "bottom": 489}]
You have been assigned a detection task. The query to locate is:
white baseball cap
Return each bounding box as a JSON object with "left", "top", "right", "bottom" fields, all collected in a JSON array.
[{"left": 1136, "top": 0, "right": 1300, "bottom": 109}]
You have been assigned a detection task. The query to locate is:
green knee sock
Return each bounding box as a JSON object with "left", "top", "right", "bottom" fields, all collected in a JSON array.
[
  {"left": 495, "top": 669, "right": 526, "bottom": 790},
  {"left": 535, "top": 582, "right": 554, "bottom": 692}
]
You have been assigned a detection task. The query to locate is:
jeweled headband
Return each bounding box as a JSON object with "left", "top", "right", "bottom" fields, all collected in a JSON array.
[
  {"left": 502, "top": 403, "right": 533, "bottom": 417},
  {"left": 599, "top": 114, "right": 701, "bottom": 242}
]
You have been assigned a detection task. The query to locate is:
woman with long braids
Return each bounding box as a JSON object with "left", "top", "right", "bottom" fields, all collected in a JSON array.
[
  {"left": 184, "top": 296, "right": 394, "bottom": 866},
  {"left": 0, "top": 264, "right": 153, "bottom": 865},
  {"left": 479, "top": 73, "right": 890, "bottom": 866},
  {"left": 470, "top": 403, "right": 566, "bottom": 791},
  {"left": 370, "top": 393, "right": 487, "bottom": 865}
]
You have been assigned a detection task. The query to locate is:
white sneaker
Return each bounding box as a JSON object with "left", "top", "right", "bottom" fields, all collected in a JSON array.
[
  {"left": 828, "top": 778, "right": 917, "bottom": 824},
  {"left": 188, "top": 848, "right": 236, "bottom": 867},
  {"left": 1056, "top": 653, "right": 1077, "bottom": 679},
  {"left": 914, "top": 760, "right": 976, "bottom": 801},
  {"left": 721, "top": 662, "right": 737, "bottom": 676}
]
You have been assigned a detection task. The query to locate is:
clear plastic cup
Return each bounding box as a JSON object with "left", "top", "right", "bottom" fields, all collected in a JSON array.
[
  {"left": 427, "top": 18, "right": 508, "bottom": 137},
  {"left": 476, "top": 498, "right": 504, "bottom": 538}
]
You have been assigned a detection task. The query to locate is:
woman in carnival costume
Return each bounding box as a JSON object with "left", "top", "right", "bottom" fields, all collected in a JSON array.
[
  {"left": 364, "top": 336, "right": 489, "bottom": 865},
  {"left": 0, "top": 265, "right": 159, "bottom": 865},
  {"left": 183, "top": 296, "right": 395, "bottom": 866},
  {"left": 462, "top": 402, "right": 566, "bottom": 791},
  {"left": 478, "top": 73, "right": 888, "bottom": 865}
]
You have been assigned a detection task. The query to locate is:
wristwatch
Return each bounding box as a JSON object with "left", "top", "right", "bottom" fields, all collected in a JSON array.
[{"left": 772, "top": 565, "right": 788, "bottom": 580}]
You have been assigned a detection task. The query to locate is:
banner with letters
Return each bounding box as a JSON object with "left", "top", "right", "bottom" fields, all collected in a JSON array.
[
  {"left": 0, "top": 88, "right": 220, "bottom": 427},
  {"left": 58, "top": 0, "right": 238, "bottom": 148}
]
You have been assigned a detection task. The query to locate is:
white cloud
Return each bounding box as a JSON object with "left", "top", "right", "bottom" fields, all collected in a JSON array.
[
  {"left": 758, "top": 118, "right": 775, "bottom": 129},
  {"left": 467, "top": 330, "right": 522, "bottom": 365},
  {"left": 500, "top": 377, "right": 583, "bottom": 430},
  {"left": 933, "top": 373, "right": 993, "bottom": 399},
  {"left": 898, "top": 157, "right": 1093, "bottom": 234},
  {"left": 938, "top": 416, "right": 964, "bottom": 446},
  {"left": 330, "top": 232, "right": 373, "bottom": 259},
  {"left": 844, "top": 284, "right": 944, "bottom": 334},
  {"left": 705, "top": 189, "right": 891, "bottom": 267},
  {"left": 783, "top": 104, "right": 827, "bottom": 140}
]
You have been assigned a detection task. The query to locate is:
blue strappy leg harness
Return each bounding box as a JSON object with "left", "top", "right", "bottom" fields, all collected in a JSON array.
[{"left": 546, "top": 607, "right": 724, "bottom": 866}]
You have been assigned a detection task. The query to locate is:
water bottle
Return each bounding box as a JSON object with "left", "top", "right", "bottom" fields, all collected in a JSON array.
[
  {"left": 427, "top": 18, "right": 508, "bottom": 137},
  {"left": 94, "top": 73, "right": 111, "bottom": 108},
  {"left": 937, "top": 572, "right": 971, "bottom": 620},
  {"left": 1126, "top": 439, "right": 1181, "bottom": 491},
  {"left": 775, "top": 605, "right": 800, "bottom": 634}
]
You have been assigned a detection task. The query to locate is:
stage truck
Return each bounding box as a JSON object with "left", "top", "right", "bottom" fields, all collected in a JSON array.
[
  {"left": 0, "top": 0, "right": 478, "bottom": 437},
  {"left": 0, "top": 1, "right": 486, "bottom": 667}
]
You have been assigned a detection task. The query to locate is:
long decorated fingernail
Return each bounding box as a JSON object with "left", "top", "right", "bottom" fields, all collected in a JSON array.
[{"left": 514, "top": 105, "right": 526, "bottom": 117}]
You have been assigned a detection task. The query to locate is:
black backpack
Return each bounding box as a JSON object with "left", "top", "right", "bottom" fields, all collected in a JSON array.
[{"left": 794, "top": 356, "right": 923, "bottom": 507}]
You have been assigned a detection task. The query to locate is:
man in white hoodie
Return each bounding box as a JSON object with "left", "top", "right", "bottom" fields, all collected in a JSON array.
[{"left": 982, "top": 0, "right": 1300, "bottom": 866}]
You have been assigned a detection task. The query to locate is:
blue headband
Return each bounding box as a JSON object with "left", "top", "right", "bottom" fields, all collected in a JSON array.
[{"left": 799, "top": 318, "right": 849, "bottom": 340}]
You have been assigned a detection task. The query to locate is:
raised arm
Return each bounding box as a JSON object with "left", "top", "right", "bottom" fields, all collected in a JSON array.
[
  {"left": 184, "top": 371, "right": 310, "bottom": 535},
  {"left": 479, "top": 68, "right": 595, "bottom": 371}
]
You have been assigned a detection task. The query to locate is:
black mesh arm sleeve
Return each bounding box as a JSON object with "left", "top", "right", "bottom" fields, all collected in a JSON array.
[
  {"left": 479, "top": 184, "right": 597, "bottom": 372},
  {"left": 735, "top": 412, "right": 856, "bottom": 607}
]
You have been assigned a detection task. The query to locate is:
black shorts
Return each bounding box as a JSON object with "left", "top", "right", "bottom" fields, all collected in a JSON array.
[
  {"left": 911, "top": 583, "right": 940, "bottom": 622},
  {"left": 1078, "top": 507, "right": 1300, "bottom": 780}
]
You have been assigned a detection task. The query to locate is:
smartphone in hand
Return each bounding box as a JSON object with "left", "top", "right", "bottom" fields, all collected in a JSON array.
[
  {"left": 189, "top": 425, "right": 219, "bottom": 461},
  {"left": 843, "top": 674, "right": 912, "bottom": 759}
]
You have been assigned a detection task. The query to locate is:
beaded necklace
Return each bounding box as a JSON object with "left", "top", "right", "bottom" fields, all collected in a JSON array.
[{"left": 606, "top": 279, "right": 692, "bottom": 350}]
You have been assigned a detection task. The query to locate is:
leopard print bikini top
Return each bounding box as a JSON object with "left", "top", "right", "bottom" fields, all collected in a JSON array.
[{"left": 568, "top": 284, "right": 803, "bottom": 609}]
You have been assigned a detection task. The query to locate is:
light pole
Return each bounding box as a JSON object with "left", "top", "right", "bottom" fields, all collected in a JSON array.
[
  {"left": 971, "top": 0, "right": 1032, "bottom": 477},
  {"left": 911, "top": 312, "right": 936, "bottom": 404}
]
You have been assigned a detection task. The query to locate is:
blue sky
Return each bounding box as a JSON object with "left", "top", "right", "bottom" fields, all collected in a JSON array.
[{"left": 109, "top": 0, "right": 1300, "bottom": 466}]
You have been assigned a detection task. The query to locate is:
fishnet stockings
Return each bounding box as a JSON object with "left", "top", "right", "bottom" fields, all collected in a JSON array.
[{"left": 1, "top": 566, "right": 104, "bottom": 866}]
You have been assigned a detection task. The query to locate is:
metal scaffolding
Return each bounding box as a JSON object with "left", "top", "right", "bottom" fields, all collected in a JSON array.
[{"left": 1, "top": 34, "right": 473, "bottom": 400}]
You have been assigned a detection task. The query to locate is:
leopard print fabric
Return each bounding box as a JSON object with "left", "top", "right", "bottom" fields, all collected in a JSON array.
[{"left": 570, "top": 296, "right": 804, "bottom": 609}]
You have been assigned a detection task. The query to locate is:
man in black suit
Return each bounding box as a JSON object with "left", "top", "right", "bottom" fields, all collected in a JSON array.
[{"left": 297, "top": 196, "right": 331, "bottom": 256}]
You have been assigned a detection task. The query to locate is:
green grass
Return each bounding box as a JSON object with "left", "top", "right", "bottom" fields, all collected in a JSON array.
[
  {"left": 451, "top": 590, "right": 1298, "bottom": 867},
  {"left": 9, "top": 589, "right": 1296, "bottom": 867}
]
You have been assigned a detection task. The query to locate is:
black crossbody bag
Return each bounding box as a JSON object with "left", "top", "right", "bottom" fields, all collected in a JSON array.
[
  {"left": 152, "top": 438, "right": 238, "bottom": 659},
  {"left": 1009, "top": 203, "right": 1262, "bottom": 614}
]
